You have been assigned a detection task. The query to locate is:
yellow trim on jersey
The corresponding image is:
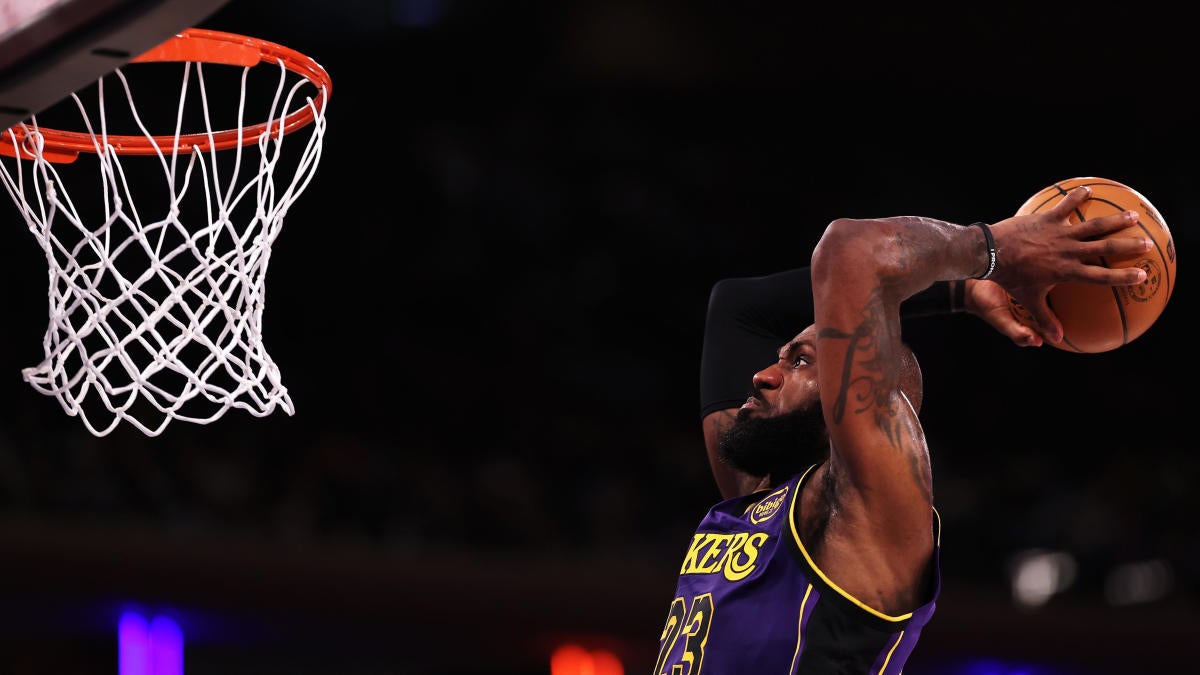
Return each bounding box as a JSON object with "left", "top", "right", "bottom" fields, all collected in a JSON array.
[
  {"left": 877, "top": 629, "right": 905, "bottom": 673},
  {"left": 789, "top": 583, "right": 815, "bottom": 673},
  {"left": 787, "top": 464, "right": 935, "bottom": 623},
  {"left": 933, "top": 506, "right": 942, "bottom": 547}
]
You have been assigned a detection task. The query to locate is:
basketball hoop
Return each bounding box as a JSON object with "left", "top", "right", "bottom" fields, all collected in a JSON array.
[{"left": 0, "top": 28, "right": 332, "bottom": 437}]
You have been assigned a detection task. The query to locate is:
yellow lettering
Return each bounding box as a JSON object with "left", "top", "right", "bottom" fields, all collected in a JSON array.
[
  {"left": 714, "top": 532, "right": 749, "bottom": 571},
  {"left": 755, "top": 495, "right": 782, "bottom": 517},
  {"left": 679, "top": 534, "right": 708, "bottom": 574},
  {"left": 680, "top": 531, "right": 770, "bottom": 581},
  {"left": 748, "top": 486, "right": 789, "bottom": 524},
  {"left": 724, "top": 532, "right": 768, "bottom": 581},
  {"left": 696, "top": 533, "right": 731, "bottom": 573}
]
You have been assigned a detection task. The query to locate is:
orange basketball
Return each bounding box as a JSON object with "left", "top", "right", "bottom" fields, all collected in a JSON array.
[{"left": 1007, "top": 177, "right": 1177, "bottom": 353}]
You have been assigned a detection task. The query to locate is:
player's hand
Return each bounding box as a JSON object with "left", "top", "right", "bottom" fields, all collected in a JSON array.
[
  {"left": 962, "top": 278, "right": 1044, "bottom": 347},
  {"left": 985, "top": 185, "right": 1152, "bottom": 344},
  {"left": 967, "top": 204, "right": 1148, "bottom": 347}
]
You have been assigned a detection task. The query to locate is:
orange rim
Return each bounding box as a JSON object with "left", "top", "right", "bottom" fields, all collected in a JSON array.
[{"left": 0, "top": 28, "right": 332, "bottom": 163}]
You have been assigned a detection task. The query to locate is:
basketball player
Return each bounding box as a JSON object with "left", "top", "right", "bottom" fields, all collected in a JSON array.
[{"left": 653, "top": 185, "right": 1151, "bottom": 673}]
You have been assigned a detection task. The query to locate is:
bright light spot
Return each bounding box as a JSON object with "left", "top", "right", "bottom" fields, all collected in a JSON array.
[
  {"left": 1105, "top": 558, "right": 1173, "bottom": 606},
  {"left": 119, "top": 612, "right": 150, "bottom": 675},
  {"left": 119, "top": 611, "right": 184, "bottom": 675},
  {"left": 551, "top": 644, "right": 592, "bottom": 675},
  {"left": 1009, "top": 549, "right": 1077, "bottom": 608},
  {"left": 149, "top": 616, "right": 184, "bottom": 675},
  {"left": 551, "top": 644, "right": 624, "bottom": 675}
]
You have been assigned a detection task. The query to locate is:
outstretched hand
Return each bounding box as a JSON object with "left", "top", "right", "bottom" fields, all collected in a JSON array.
[{"left": 984, "top": 185, "right": 1151, "bottom": 344}]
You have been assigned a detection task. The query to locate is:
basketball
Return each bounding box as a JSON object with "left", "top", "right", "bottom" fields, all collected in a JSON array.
[{"left": 1007, "top": 177, "right": 1177, "bottom": 353}]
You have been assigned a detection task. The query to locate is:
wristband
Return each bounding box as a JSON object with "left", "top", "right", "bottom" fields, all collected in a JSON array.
[{"left": 972, "top": 222, "right": 996, "bottom": 280}]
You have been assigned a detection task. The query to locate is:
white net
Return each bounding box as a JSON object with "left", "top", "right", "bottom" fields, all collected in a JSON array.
[{"left": 0, "top": 36, "right": 329, "bottom": 437}]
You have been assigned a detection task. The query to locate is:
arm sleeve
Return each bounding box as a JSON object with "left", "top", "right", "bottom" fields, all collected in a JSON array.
[{"left": 698, "top": 269, "right": 957, "bottom": 420}]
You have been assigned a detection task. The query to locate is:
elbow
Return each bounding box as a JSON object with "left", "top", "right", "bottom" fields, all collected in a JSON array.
[{"left": 811, "top": 217, "right": 891, "bottom": 288}]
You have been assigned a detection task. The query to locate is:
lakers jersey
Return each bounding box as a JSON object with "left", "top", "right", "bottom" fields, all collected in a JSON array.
[{"left": 654, "top": 465, "right": 941, "bottom": 675}]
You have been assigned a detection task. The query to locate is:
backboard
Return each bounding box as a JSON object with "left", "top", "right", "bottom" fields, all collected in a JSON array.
[{"left": 0, "top": 0, "right": 232, "bottom": 131}]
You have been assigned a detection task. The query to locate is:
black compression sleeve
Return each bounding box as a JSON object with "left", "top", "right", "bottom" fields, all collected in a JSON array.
[
  {"left": 903, "top": 278, "right": 961, "bottom": 317},
  {"left": 699, "top": 269, "right": 812, "bottom": 420},
  {"left": 698, "top": 269, "right": 958, "bottom": 420}
]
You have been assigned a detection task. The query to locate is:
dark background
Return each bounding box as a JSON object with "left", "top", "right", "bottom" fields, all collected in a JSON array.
[{"left": 0, "top": 1, "right": 1195, "bottom": 673}]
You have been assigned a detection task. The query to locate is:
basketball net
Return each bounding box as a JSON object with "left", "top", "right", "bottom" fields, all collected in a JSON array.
[{"left": 0, "top": 29, "right": 331, "bottom": 437}]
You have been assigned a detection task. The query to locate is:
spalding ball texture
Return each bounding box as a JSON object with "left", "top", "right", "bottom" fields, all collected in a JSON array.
[{"left": 1009, "top": 176, "right": 1176, "bottom": 353}]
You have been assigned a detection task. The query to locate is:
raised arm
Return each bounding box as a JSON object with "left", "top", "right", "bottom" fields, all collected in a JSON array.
[
  {"left": 807, "top": 185, "right": 1149, "bottom": 601},
  {"left": 698, "top": 270, "right": 967, "bottom": 499},
  {"left": 698, "top": 268, "right": 1044, "bottom": 500}
]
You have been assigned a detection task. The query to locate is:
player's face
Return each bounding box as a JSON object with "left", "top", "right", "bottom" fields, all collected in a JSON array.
[
  {"left": 739, "top": 327, "right": 821, "bottom": 421},
  {"left": 718, "top": 327, "right": 827, "bottom": 478}
]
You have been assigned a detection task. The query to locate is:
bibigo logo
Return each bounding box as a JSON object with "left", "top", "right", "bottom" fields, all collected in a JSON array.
[{"left": 750, "top": 485, "right": 789, "bottom": 524}]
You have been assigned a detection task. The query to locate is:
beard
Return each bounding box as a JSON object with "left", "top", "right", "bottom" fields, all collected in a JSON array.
[{"left": 718, "top": 404, "right": 829, "bottom": 480}]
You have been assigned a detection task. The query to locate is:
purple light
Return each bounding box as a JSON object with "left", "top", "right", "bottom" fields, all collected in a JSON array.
[
  {"left": 150, "top": 616, "right": 184, "bottom": 675},
  {"left": 119, "top": 611, "right": 184, "bottom": 675},
  {"left": 119, "top": 612, "right": 150, "bottom": 675}
]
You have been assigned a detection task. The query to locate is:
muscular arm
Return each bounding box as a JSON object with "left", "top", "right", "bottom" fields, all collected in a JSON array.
[
  {"left": 805, "top": 215, "right": 988, "bottom": 613},
  {"left": 811, "top": 217, "right": 983, "bottom": 533},
  {"left": 807, "top": 189, "right": 1150, "bottom": 611},
  {"left": 699, "top": 187, "right": 1150, "bottom": 504}
]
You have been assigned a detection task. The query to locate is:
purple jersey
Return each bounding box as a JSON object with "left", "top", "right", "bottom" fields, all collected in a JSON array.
[{"left": 654, "top": 464, "right": 941, "bottom": 675}]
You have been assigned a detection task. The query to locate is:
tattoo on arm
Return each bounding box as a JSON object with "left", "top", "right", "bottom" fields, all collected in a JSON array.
[
  {"left": 819, "top": 292, "right": 896, "bottom": 428},
  {"left": 818, "top": 288, "right": 932, "bottom": 500}
]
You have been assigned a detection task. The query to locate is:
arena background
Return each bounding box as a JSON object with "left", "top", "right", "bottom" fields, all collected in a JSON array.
[{"left": 0, "top": 1, "right": 1195, "bottom": 673}]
